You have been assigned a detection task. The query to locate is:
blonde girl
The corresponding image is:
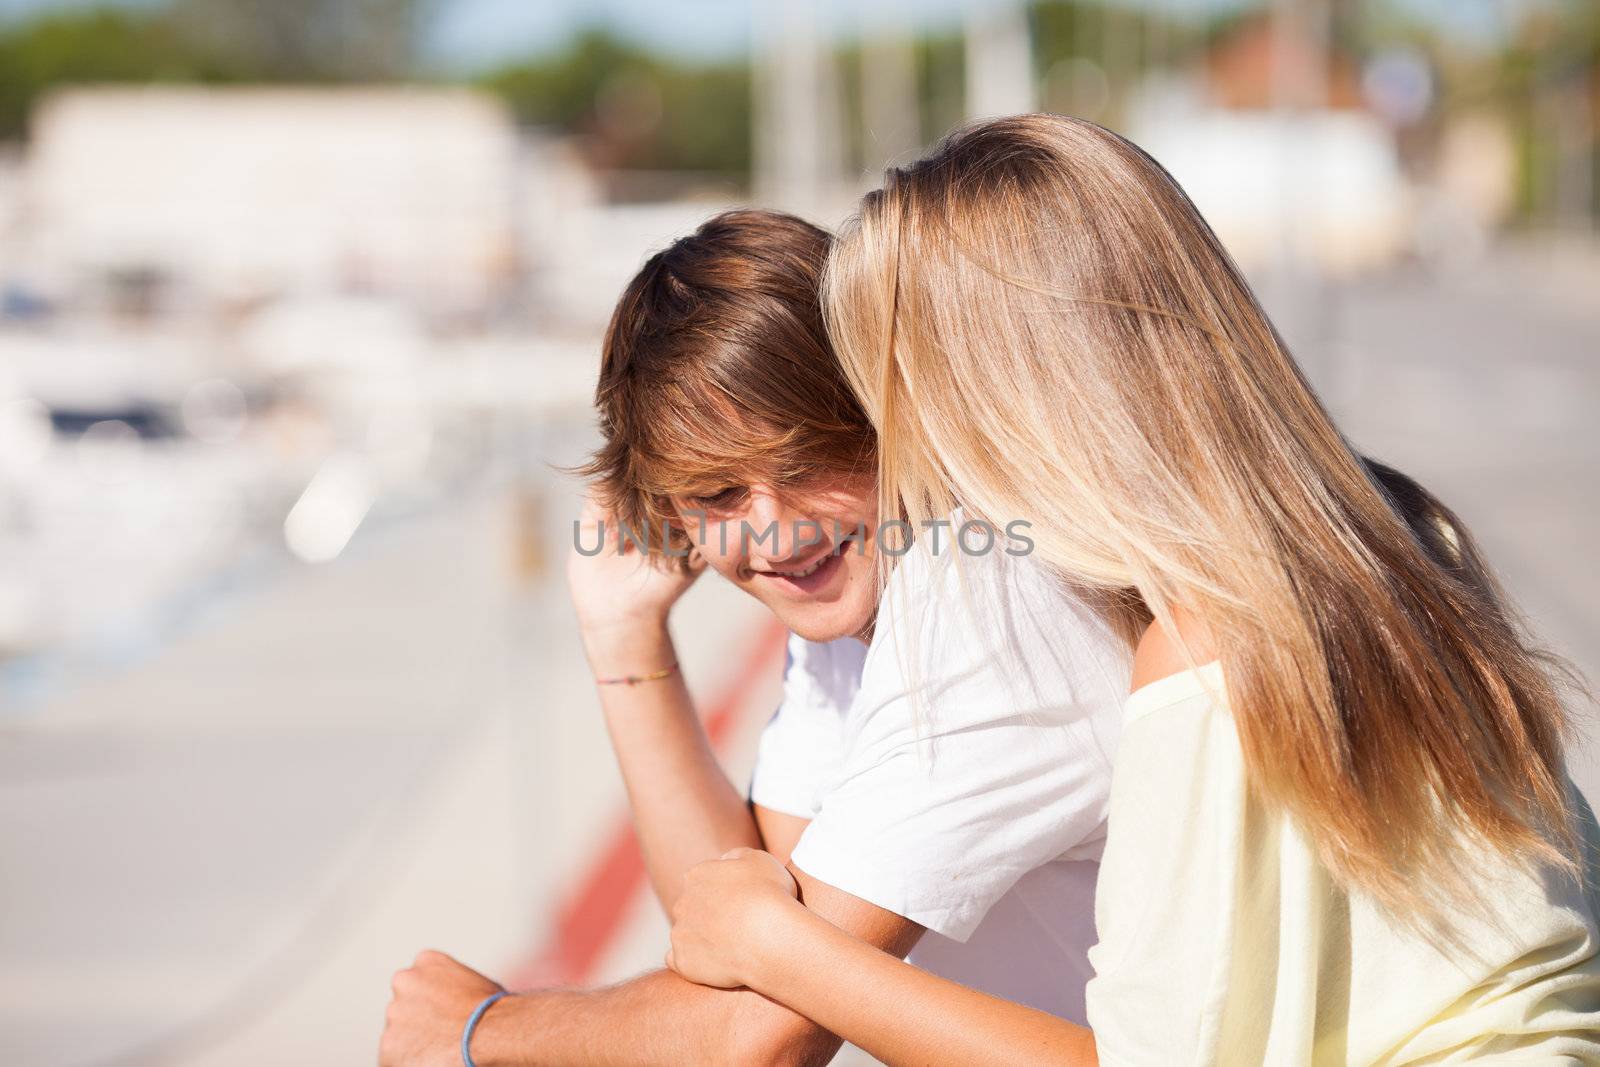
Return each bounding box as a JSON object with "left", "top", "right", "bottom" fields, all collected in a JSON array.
[{"left": 663, "top": 114, "right": 1600, "bottom": 1065}]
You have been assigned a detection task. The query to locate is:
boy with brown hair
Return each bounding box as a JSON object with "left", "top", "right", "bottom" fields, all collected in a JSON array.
[{"left": 379, "top": 210, "right": 1127, "bottom": 1067}]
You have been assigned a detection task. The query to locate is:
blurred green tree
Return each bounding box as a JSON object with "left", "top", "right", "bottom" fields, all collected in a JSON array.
[
  {"left": 170, "top": 0, "right": 435, "bottom": 81},
  {"left": 0, "top": 9, "right": 233, "bottom": 137},
  {"left": 480, "top": 30, "right": 749, "bottom": 177}
]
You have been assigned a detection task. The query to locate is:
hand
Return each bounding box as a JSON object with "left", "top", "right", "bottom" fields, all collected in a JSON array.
[
  {"left": 379, "top": 949, "right": 504, "bottom": 1067},
  {"left": 567, "top": 492, "right": 705, "bottom": 641},
  {"left": 666, "top": 848, "right": 802, "bottom": 990}
]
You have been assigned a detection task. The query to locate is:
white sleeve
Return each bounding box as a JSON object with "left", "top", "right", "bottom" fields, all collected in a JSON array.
[
  {"left": 789, "top": 547, "right": 1125, "bottom": 941},
  {"left": 747, "top": 634, "right": 858, "bottom": 819}
]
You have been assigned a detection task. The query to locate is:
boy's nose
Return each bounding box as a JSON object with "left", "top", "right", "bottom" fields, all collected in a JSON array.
[{"left": 744, "top": 485, "right": 809, "bottom": 562}]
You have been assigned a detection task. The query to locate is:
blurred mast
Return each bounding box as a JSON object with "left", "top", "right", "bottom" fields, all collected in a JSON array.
[
  {"left": 860, "top": 0, "right": 920, "bottom": 176},
  {"left": 1550, "top": 51, "right": 1596, "bottom": 233},
  {"left": 1146, "top": 0, "right": 1171, "bottom": 85},
  {"left": 752, "top": 2, "right": 844, "bottom": 215},
  {"left": 965, "top": 0, "right": 1036, "bottom": 120},
  {"left": 1271, "top": 0, "right": 1333, "bottom": 113},
  {"left": 1102, "top": 0, "right": 1138, "bottom": 114},
  {"left": 1269, "top": 0, "right": 1336, "bottom": 377}
]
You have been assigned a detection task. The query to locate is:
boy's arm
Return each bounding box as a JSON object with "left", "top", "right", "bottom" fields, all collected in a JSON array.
[
  {"left": 569, "top": 497, "right": 767, "bottom": 911},
  {"left": 381, "top": 866, "right": 925, "bottom": 1067},
  {"left": 753, "top": 804, "right": 811, "bottom": 865},
  {"left": 583, "top": 617, "right": 765, "bottom": 911}
]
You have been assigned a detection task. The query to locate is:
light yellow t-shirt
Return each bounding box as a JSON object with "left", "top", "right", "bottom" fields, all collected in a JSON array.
[{"left": 1085, "top": 662, "right": 1600, "bottom": 1065}]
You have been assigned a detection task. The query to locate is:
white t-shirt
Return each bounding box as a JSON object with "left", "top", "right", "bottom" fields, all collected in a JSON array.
[{"left": 749, "top": 539, "right": 1129, "bottom": 1024}]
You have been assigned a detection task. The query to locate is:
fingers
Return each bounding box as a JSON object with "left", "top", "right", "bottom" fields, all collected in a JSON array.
[
  {"left": 578, "top": 492, "right": 612, "bottom": 525},
  {"left": 576, "top": 492, "right": 633, "bottom": 552},
  {"left": 390, "top": 948, "right": 496, "bottom": 999},
  {"left": 389, "top": 949, "right": 443, "bottom": 997},
  {"left": 574, "top": 506, "right": 650, "bottom": 559},
  {"left": 390, "top": 966, "right": 414, "bottom": 996}
]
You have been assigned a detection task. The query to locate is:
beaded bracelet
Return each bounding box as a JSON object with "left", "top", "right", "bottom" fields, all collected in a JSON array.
[{"left": 595, "top": 661, "right": 680, "bottom": 686}]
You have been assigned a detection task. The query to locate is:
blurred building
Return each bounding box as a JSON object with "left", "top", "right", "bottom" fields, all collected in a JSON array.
[
  {"left": 1130, "top": 12, "right": 1410, "bottom": 275},
  {"left": 17, "top": 87, "right": 522, "bottom": 323},
  {"left": 1202, "top": 14, "right": 1365, "bottom": 110}
]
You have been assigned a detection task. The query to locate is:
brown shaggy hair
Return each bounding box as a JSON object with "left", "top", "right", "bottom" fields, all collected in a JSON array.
[{"left": 583, "top": 209, "right": 875, "bottom": 558}]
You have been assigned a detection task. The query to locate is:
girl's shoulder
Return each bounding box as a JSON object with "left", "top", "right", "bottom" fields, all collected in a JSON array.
[{"left": 1131, "top": 610, "right": 1218, "bottom": 694}]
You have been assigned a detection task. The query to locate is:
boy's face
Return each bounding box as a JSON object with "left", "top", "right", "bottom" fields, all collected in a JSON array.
[{"left": 673, "top": 473, "right": 879, "bottom": 644}]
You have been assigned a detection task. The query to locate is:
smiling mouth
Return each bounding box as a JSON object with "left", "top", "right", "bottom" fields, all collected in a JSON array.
[
  {"left": 769, "top": 552, "right": 831, "bottom": 579},
  {"left": 750, "top": 542, "right": 845, "bottom": 590}
]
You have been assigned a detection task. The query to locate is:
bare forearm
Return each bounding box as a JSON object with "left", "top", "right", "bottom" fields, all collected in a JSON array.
[
  {"left": 469, "top": 971, "right": 713, "bottom": 1066},
  {"left": 748, "top": 906, "right": 1097, "bottom": 1067},
  {"left": 585, "top": 622, "right": 761, "bottom": 909},
  {"left": 471, "top": 969, "right": 836, "bottom": 1067}
]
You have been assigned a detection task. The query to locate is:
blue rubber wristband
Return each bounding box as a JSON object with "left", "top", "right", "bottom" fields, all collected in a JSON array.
[{"left": 461, "top": 990, "right": 508, "bottom": 1067}]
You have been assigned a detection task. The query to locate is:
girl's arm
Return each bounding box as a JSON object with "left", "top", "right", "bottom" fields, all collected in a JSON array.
[{"left": 667, "top": 849, "right": 1098, "bottom": 1067}]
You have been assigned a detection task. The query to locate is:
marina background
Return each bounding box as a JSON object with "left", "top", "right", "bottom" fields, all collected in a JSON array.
[{"left": 1, "top": 1, "right": 1597, "bottom": 1063}]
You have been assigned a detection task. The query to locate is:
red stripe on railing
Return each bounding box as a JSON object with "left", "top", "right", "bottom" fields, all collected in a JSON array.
[{"left": 508, "top": 619, "right": 789, "bottom": 989}]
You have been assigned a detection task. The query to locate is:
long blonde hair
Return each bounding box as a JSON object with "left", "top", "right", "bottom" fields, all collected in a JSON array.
[{"left": 824, "top": 113, "right": 1579, "bottom": 915}]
